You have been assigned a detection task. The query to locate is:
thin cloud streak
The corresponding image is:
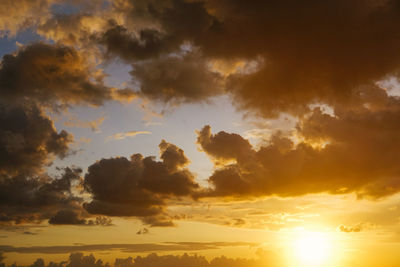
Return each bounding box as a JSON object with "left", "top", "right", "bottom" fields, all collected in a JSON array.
[
  {"left": 106, "top": 131, "right": 152, "bottom": 141},
  {"left": 0, "top": 242, "right": 258, "bottom": 254}
]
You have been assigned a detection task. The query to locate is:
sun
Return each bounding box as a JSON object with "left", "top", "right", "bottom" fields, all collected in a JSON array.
[{"left": 292, "top": 231, "right": 332, "bottom": 266}]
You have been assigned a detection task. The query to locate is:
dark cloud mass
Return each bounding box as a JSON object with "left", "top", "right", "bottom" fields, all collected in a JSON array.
[
  {"left": 130, "top": 53, "right": 223, "bottom": 103},
  {"left": 0, "top": 103, "right": 71, "bottom": 176},
  {"left": 0, "top": 39, "right": 133, "bottom": 225},
  {"left": 0, "top": 167, "right": 82, "bottom": 224},
  {"left": 91, "top": 0, "right": 400, "bottom": 115},
  {"left": 83, "top": 140, "right": 198, "bottom": 226},
  {"left": 48, "top": 210, "right": 87, "bottom": 225},
  {"left": 0, "top": 43, "right": 124, "bottom": 107}
]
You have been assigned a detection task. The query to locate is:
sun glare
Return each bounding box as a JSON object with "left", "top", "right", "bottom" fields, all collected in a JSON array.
[{"left": 292, "top": 231, "right": 332, "bottom": 266}]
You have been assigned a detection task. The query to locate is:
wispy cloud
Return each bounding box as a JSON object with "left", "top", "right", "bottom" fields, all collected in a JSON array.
[
  {"left": 63, "top": 116, "right": 105, "bottom": 133},
  {"left": 106, "top": 131, "right": 151, "bottom": 141}
]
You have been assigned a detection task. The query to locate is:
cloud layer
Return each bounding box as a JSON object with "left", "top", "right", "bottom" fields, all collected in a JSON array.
[{"left": 2, "top": 0, "right": 400, "bottom": 229}]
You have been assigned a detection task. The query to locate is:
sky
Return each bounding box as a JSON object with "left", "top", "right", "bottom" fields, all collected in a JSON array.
[{"left": 1, "top": 1, "right": 400, "bottom": 267}]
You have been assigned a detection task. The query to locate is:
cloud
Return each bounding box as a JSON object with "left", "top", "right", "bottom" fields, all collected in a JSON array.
[
  {"left": 338, "top": 222, "right": 374, "bottom": 233},
  {"left": 0, "top": 43, "right": 132, "bottom": 106},
  {"left": 63, "top": 116, "right": 105, "bottom": 132},
  {"left": 0, "top": 103, "right": 72, "bottom": 176},
  {"left": 99, "top": 0, "right": 214, "bottom": 62},
  {"left": 0, "top": 43, "right": 134, "bottom": 107},
  {"left": 76, "top": 0, "right": 400, "bottom": 117},
  {"left": 0, "top": 0, "right": 53, "bottom": 36},
  {"left": 83, "top": 140, "right": 199, "bottom": 226},
  {"left": 0, "top": 167, "right": 83, "bottom": 225},
  {"left": 197, "top": 122, "right": 400, "bottom": 198},
  {"left": 0, "top": 41, "right": 134, "bottom": 226},
  {"left": 7, "top": 0, "right": 400, "bottom": 118},
  {"left": 106, "top": 131, "right": 151, "bottom": 141},
  {"left": 37, "top": 12, "right": 109, "bottom": 47},
  {"left": 48, "top": 210, "right": 113, "bottom": 226},
  {"left": 197, "top": 125, "right": 254, "bottom": 164},
  {"left": 130, "top": 53, "right": 224, "bottom": 103},
  {"left": 136, "top": 228, "right": 149, "bottom": 235},
  {"left": 0, "top": 242, "right": 257, "bottom": 254},
  {"left": 48, "top": 210, "right": 87, "bottom": 225}
]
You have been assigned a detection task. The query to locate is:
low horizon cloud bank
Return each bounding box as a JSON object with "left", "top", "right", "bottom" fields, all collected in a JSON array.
[{"left": 0, "top": 249, "right": 278, "bottom": 267}]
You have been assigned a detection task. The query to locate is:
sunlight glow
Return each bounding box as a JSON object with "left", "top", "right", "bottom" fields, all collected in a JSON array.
[{"left": 293, "top": 231, "right": 332, "bottom": 266}]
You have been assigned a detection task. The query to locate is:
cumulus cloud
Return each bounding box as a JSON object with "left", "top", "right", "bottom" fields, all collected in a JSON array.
[
  {"left": 48, "top": 210, "right": 87, "bottom": 225},
  {"left": 197, "top": 122, "right": 400, "bottom": 198},
  {"left": 4, "top": 0, "right": 400, "bottom": 229},
  {"left": 8, "top": 0, "right": 400, "bottom": 117},
  {"left": 0, "top": 167, "right": 83, "bottom": 225},
  {"left": 0, "top": 43, "right": 134, "bottom": 107},
  {"left": 77, "top": 0, "right": 400, "bottom": 116},
  {"left": 0, "top": 40, "right": 135, "bottom": 226},
  {"left": 130, "top": 53, "right": 223, "bottom": 103},
  {"left": 99, "top": 0, "right": 214, "bottom": 61},
  {"left": 0, "top": 103, "right": 71, "bottom": 176},
  {"left": 83, "top": 140, "right": 199, "bottom": 226}
]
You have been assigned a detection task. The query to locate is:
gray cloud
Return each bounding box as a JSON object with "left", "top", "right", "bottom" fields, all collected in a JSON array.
[
  {"left": 130, "top": 53, "right": 223, "bottom": 103},
  {"left": 83, "top": 140, "right": 199, "bottom": 226},
  {"left": 0, "top": 103, "right": 71, "bottom": 176},
  {"left": 0, "top": 43, "right": 134, "bottom": 107},
  {"left": 0, "top": 167, "right": 83, "bottom": 225}
]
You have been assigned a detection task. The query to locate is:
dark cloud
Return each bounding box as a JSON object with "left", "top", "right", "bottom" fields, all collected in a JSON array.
[
  {"left": 0, "top": 41, "right": 134, "bottom": 226},
  {"left": 100, "top": 24, "right": 173, "bottom": 61},
  {"left": 90, "top": 0, "right": 400, "bottom": 115},
  {"left": 0, "top": 43, "right": 133, "bottom": 107},
  {"left": 8, "top": 1, "right": 400, "bottom": 117},
  {"left": 0, "top": 103, "right": 71, "bottom": 176},
  {"left": 83, "top": 140, "right": 198, "bottom": 226},
  {"left": 197, "top": 125, "right": 254, "bottom": 163},
  {"left": 48, "top": 210, "right": 87, "bottom": 225},
  {"left": 130, "top": 53, "right": 223, "bottom": 103},
  {"left": 0, "top": 167, "right": 83, "bottom": 225},
  {"left": 136, "top": 228, "right": 149, "bottom": 235},
  {"left": 100, "top": 0, "right": 214, "bottom": 61},
  {"left": 197, "top": 121, "right": 400, "bottom": 198},
  {"left": 201, "top": 0, "right": 400, "bottom": 116},
  {"left": 97, "top": 0, "right": 222, "bottom": 103},
  {"left": 47, "top": 211, "right": 113, "bottom": 226}
]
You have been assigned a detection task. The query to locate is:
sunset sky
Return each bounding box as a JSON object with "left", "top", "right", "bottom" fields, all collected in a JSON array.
[{"left": 1, "top": 1, "right": 400, "bottom": 267}]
